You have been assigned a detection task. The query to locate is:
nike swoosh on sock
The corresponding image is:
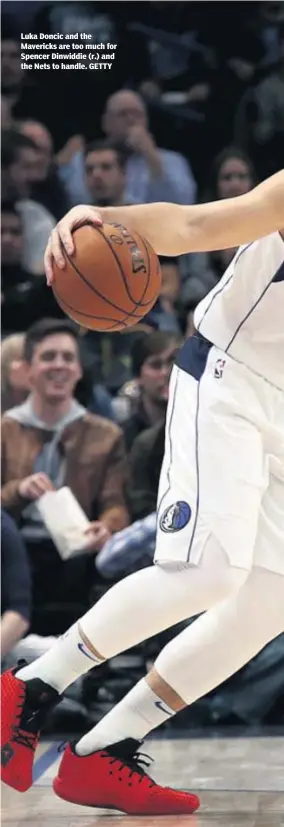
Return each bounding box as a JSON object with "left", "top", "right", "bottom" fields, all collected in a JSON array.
[{"left": 77, "top": 643, "right": 102, "bottom": 663}]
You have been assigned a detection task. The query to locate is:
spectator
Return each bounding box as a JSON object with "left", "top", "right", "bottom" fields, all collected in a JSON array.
[
  {"left": 208, "top": 145, "right": 257, "bottom": 200},
  {"left": 32, "top": 2, "right": 151, "bottom": 147},
  {"left": 96, "top": 513, "right": 157, "bottom": 581},
  {"left": 121, "top": 331, "right": 180, "bottom": 451},
  {"left": 209, "top": 633, "right": 284, "bottom": 726},
  {"left": 1, "top": 333, "right": 28, "bottom": 414},
  {"left": 235, "top": 26, "right": 284, "bottom": 178},
  {"left": 160, "top": 257, "right": 181, "bottom": 314},
  {"left": 59, "top": 89, "right": 197, "bottom": 207},
  {"left": 1, "top": 318, "right": 129, "bottom": 633},
  {"left": 1, "top": 510, "right": 31, "bottom": 660},
  {"left": 73, "top": 341, "right": 117, "bottom": 422},
  {"left": 87, "top": 383, "right": 117, "bottom": 422},
  {"left": 134, "top": 1, "right": 213, "bottom": 101},
  {"left": 17, "top": 119, "right": 69, "bottom": 220},
  {"left": 1, "top": 511, "right": 79, "bottom": 690},
  {"left": 1, "top": 25, "right": 68, "bottom": 147},
  {"left": 92, "top": 323, "right": 153, "bottom": 420},
  {"left": 129, "top": 420, "right": 165, "bottom": 522},
  {"left": 257, "top": 2, "right": 284, "bottom": 65},
  {"left": 103, "top": 90, "right": 197, "bottom": 204},
  {"left": 96, "top": 419, "right": 165, "bottom": 578},
  {"left": 180, "top": 299, "right": 199, "bottom": 341},
  {"left": 84, "top": 139, "right": 133, "bottom": 207},
  {"left": 1, "top": 327, "right": 115, "bottom": 422},
  {"left": 182, "top": 146, "right": 257, "bottom": 305},
  {"left": 1, "top": 200, "right": 61, "bottom": 332},
  {"left": 1, "top": 32, "right": 23, "bottom": 106},
  {"left": 17, "top": 120, "right": 54, "bottom": 182},
  {"left": 145, "top": 257, "right": 182, "bottom": 334},
  {"left": 2, "top": 130, "right": 56, "bottom": 274},
  {"left": 1, "top": 201, "right": 23, "bottom": 267},
  {"left": 198, "top": 4, "right": 265, "bottom": 167},
  {"left": 2, "top": 130, "right": 42, "bottom": 201}
]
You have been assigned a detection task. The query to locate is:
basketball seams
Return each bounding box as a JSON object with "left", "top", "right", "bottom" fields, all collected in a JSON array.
[
  {"left": 52, "top": 287, "right": 127, "bottom": 326},
  {"left": 52, "top": 286, "right": 147, "bottom": 331},
  {"left": 54, "top": 223, "right": 160, "bottom": 332},
  {"left": 53, "top": 291, "right": 128, "bottom": 332},
  {"left": 95, "top": 225, "right": 156, "bottom": 308},
  {"left": 62, "top": 242, "right": 137, "bottom": 317}
]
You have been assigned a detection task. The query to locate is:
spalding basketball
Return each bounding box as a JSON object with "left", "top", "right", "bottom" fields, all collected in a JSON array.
[{"left": 52, "top": 222, "right": 161, "bottom": 332}]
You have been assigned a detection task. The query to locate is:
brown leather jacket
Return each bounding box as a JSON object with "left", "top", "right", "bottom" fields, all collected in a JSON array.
[{"left": 1, "top": 413, "right": 129, "bottom": 533}]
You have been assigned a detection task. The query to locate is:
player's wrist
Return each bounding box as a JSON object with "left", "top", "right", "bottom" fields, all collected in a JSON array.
[{"left": 100, "top": 206, "right": 121, "bottom": 225}]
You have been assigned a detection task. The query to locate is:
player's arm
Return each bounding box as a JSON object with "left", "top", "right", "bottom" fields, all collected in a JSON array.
[
  {"left": 183, "top": 169, "right": 284, "bottom": 252},
  {"left": 101, "top": 170, "right": 284, "bottom": 254},
  {"left": 44, "top": 170, "right": 284, "bottom": 283}
]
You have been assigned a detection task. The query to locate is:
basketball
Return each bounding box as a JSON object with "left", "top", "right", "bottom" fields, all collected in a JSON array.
[{"left": 52, "top": 222, "right": 161, "bottom": 332}]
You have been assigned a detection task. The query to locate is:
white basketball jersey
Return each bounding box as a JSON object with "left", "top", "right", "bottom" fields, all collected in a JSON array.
[{"left": 194, "top": 232, "right": 284, "bottom": 390}]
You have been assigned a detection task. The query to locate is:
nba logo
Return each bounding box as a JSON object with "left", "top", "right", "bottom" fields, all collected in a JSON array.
[{"left": 214, "top": 358, "right": 226, "bottom": 378}]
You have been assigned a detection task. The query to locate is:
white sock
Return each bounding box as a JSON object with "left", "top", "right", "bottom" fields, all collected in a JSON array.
[
  {"left": 15, "top": 550, "right": 245, "bottom": 695},
  {"left": 17, "top": 623, "right": 104, "bottom": 693},
  {"left": 76, "top": 678, "right": 176, "bottom": 755},
  {"left": 77, "top": 568, "right": 284, "bottom": 757}
]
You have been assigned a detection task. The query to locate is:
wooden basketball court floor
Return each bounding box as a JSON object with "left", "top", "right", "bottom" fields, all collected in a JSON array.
[{"left": 2, "top": 732, "right": 284, "bottom": 826}]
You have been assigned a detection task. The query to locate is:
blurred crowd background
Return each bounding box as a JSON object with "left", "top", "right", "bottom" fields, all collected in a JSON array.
[{"left": 1, "top": 0, "right": 284, "bottom": 734}]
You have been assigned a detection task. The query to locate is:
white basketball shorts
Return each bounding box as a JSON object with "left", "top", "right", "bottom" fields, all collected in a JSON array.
[{"left": 155, "top": 336, "right": 284, "bottom": 574}]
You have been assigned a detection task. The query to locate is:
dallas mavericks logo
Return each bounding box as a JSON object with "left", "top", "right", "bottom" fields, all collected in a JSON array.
[{"left": 160, "top": 501, "right": 191, "bottom": 533}]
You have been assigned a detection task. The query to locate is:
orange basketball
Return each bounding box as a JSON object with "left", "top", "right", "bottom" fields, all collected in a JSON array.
[{"left": 52, "top": 222, "right": 161, "bottom": 331}]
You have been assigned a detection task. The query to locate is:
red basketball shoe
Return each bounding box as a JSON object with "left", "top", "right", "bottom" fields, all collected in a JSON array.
[
  {"left": 53, "top": 738, "right": 200, "bottom": 815},
  {"left": 1, "top": 665, "right": 60, "bottom": 792}
]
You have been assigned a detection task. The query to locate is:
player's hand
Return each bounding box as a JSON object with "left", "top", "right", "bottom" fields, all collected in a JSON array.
[
  {"left": 44, "top": 206, "right": 103, "bottom": 286},
  {"left": 18, "top": 473, "right": 55, "bottom": 500},
  {"left": 83, "top": 521, "right": 111, "bottom": 553}
]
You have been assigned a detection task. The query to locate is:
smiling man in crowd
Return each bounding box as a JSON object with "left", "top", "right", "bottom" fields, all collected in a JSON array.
[{"left": 1, "top": 318, "right": 129, "bottom": 632}]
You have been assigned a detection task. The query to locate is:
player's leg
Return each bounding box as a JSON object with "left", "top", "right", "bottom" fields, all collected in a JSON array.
[
  {"left": 0, "top": 545, "right": 246, "bottom": 793},
  {"left": 16, "top": 538, "right": 246, "bottom": 690},
  {"left": 154, "top": 565, "right": 284, "bottom": 708},
  {"left": 0, "top": 345, "right": 264, "bottom": 810},
  {"left": 53, "top": 462, "right": 284, "bottom": 813},
  {"left": 155, "top": 401, "right": 283, "bottom": 711},
  {"left": 66, "top": 485, "right": 284, "bottom": 758},
  {"left": 69, "top": 563, "right": 284, "bottom": 754},
  {"left": 1, "top": 351, "right": 250, "bottom": 795},
  {"left": 52, "top": 348, "right": 272, "bottom": 812},
  {"left": 53, "top": 564, "right": 284, "bottom": 814}
]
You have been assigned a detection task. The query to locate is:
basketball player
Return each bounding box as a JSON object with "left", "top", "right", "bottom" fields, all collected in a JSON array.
[{"left": 1, "top": 171, "right": 284, "bottom": 816}]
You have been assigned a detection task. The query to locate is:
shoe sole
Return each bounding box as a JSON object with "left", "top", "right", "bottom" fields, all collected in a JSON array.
[
  {"left": 53, "top": 780, "right": 198, "bottom": 814},
  {"left": 1, "top": 773, "right": 33, "bottom": 793}
]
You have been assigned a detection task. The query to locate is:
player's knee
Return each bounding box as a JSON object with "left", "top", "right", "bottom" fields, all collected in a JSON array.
[
  {"left": 217, "top": 566, "right": 249, "bottom": 600},
  {"left": 156, "top": 554, "right": 249, "bottom": 607},
  {"left": 198, "top": 536, "right": 250, "bottom": 598},
  {"left": 235, "top": 566, "right": 284, "bottom": 638}
]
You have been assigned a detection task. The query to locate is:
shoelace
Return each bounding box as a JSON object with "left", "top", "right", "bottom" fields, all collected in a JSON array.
[
  {"left": 13, "top": 729, "right": 38, "bottom": 750},
  {"left": 102, "top": 749, "right": 156, "bottom": 787},
  {"left": 13, "top": 689, "right": 38, "bottom": 751}
]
